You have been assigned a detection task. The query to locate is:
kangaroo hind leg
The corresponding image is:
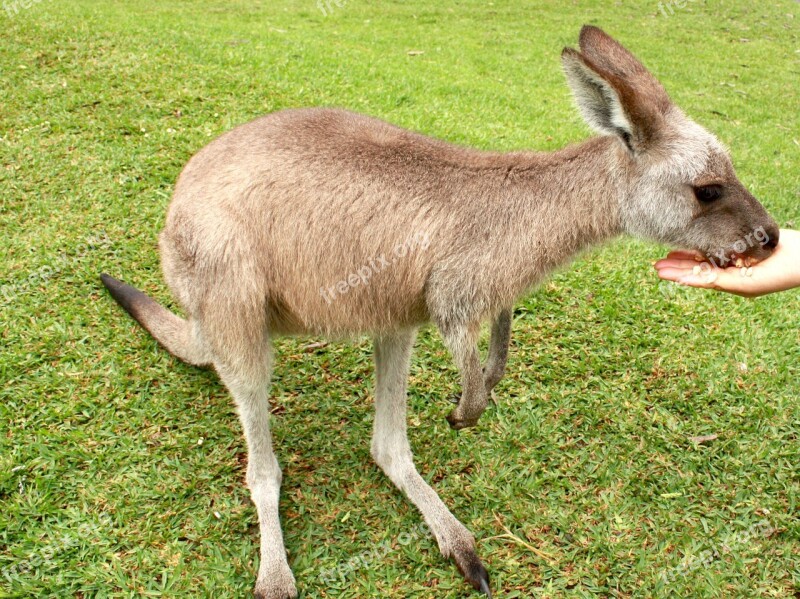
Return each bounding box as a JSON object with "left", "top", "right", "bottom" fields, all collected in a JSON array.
[
  {"left": 371, "top": 329, "right": 491, "bottom": 596},
  {"left": 204, "top": 294, "right": 297, "bottom": 599}
]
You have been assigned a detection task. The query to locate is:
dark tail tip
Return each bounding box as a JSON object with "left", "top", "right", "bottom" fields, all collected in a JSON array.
[
  {"left": 100, "top": 273, "right": 117, "bottom": 291},
  {"left": 100, "top": 273, "right": 150, "bottom": 322},
  {"left": 99, "top": 273, "right": 203, "bottom": 366}
]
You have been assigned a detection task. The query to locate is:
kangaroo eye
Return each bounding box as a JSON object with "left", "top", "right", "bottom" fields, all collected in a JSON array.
[{"left": 694, "top": 184, "right": 724, "bottom": 203}]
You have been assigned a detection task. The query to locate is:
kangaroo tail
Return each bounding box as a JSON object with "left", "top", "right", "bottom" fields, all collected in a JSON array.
[{"left": 100, "top": 273, "right": 211, "bottom": 367}]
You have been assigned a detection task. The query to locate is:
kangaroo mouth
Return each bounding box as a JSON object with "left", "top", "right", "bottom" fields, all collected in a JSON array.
[
  {"left": 699, "top": 248, "right": 765, "bottom": 269},
  {"left": 698, "top": 228, "right": 777, "bottom": 267},
  {"left": 730, "top": 253, "right": 761, "bottom": 268}
]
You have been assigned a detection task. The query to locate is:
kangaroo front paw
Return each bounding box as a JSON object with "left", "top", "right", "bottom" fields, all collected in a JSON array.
[
  {"left": 482, "top": 365, "right": 507, "bottom": 398},
  {"left": 254, "top": 562, "right": 297, "bottom": 599}
]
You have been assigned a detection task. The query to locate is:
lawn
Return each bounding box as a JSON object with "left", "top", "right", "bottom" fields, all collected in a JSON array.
[{"left": 1, "top": 0, "right": 798, "bottom": 597}]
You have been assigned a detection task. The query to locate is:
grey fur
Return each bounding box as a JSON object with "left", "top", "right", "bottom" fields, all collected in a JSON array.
[{"left": 101, "top": 26, "right": 778, "bottom": 598}]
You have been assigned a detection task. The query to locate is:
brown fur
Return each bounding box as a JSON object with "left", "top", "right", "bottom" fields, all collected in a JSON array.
[{"left": 161, "top": 113, "right": 622, "bottom": 338}]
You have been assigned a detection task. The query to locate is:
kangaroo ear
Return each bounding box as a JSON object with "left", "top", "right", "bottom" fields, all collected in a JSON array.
[
  {"left": 561, "top": 27, "right": 672, "bottom": 153},
  {"left": 561, "top": 48, "right": 637, "bottom": 150}
]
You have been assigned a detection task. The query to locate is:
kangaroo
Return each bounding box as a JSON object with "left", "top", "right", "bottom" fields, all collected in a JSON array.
[{"left": 100, "top": 26, "right": 778, "bottom": 598}]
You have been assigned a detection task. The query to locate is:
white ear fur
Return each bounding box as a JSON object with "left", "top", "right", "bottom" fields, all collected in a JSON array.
[{"left": 561, "top": 49, "right": 634, "bottom": 151}]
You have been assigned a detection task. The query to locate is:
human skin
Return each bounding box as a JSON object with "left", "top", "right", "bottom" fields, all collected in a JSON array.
[{"left": 655, "top": 229, "right": 800, "bottom": 298}]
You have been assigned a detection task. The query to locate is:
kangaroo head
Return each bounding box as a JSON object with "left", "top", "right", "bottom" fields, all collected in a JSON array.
[{"left": 562, "top": 26, "right": 779, "bottom": 264}]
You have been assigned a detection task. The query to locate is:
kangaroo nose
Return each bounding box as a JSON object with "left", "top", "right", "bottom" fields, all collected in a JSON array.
[{"left": 763, "top": 226, "right": 779, "bottom": 250}]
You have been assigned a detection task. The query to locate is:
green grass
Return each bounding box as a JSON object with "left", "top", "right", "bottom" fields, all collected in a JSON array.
[{"left": 1, "top": 1, "right": 799, "bottom": 597}]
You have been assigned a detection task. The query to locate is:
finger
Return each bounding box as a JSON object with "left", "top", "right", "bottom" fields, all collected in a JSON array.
[
  {"left": 665, "top": 250, "right": 704, "bottom": 261},
  {"left": 654, "top": 258, "right": 706, "bottom": 271},
  {"left": 656, "top": 267, "right": 697, "bottom": 282}
]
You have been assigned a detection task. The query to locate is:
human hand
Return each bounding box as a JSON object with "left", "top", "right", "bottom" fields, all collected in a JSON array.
[{"left": 654, "top": 229, "right": 800, "bottom": 298}]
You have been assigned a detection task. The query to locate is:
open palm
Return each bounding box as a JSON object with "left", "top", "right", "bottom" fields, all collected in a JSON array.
[{"left": 654, "top": 229, "right": 800, "bottom": 298}]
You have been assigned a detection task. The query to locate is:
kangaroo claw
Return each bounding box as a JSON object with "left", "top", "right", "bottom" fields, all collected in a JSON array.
[{"left": 454, "top": 548, "right": 492, "bottom": 596}]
